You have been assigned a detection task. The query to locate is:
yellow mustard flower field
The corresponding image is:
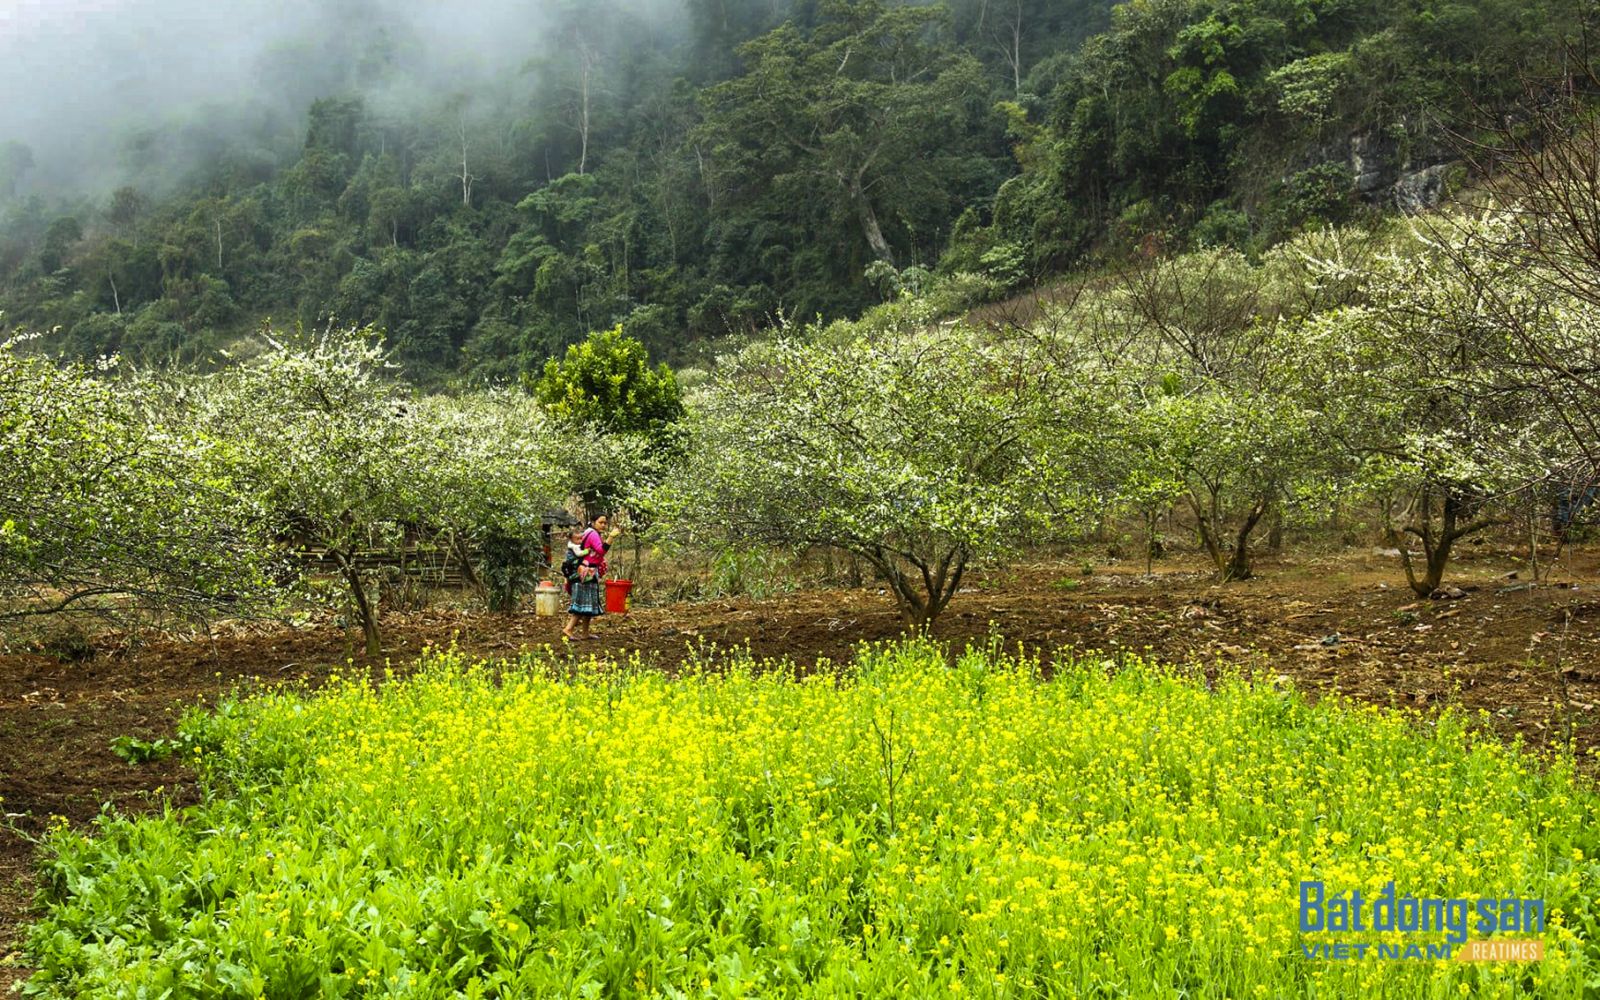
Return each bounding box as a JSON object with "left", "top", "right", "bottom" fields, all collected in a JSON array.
[{"left": 25, "top": 638, "right": 1600, "bottom": 998}]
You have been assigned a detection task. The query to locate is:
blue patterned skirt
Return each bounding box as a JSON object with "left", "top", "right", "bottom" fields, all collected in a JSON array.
[{"left": 569, "top": 577, "right": 605, "bottom": 617}]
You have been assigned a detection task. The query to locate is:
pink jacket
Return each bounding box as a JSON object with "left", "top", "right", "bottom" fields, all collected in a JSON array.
[{"left": 580, "top": 528, "right": 608, "bottom": 577}]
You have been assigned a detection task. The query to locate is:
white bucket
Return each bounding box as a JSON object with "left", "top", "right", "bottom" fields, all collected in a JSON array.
[{"left": 534, "top": 581, "right": 561, "bottom": 617}]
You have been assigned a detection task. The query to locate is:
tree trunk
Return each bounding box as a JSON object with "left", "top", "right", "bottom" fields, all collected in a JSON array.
[
  {"left": 880, "top": 561, "right": 926, "bottom": 626},
  {"left": 451, "top": 534, "right": 484, "bottom": 595},
  {"left": 457, "top": 118, "right": 473, "bottom": 206},
  {"left": 848, "top": 175, "right": 895, "bottom": 266},
  {"left": 999, "top": 0, "right": 1024, "bottom": 95},
  {"left": 578, "top": 59, "right": 591, "bottom": 176},
  {"left": 1192, "top": 495, "right": 1266, "bottom": 582},
  {"left": 1397, "top": 485, "right": 1497, "bottom": 597},
  {"left": 1194, "top": 513, "right": 1224, "bottom": 576},
  {"left": 867, "top": 548, "right": 964, "bottom": 628},
  {"left": 1222, "top": 511, "right": 1262, "bottom": 582},
  {"left": 930, "top": 559, "right": 965, "bottom": 625},
  {"left": 1143, "top": 509, "right": 1162, "bottom": 577},
  {"left": 336, "top": 551, "right": 381, "bottom": 657},
  {"left": 1528, "top": 502, "right": 1542, "bottom": 583}
]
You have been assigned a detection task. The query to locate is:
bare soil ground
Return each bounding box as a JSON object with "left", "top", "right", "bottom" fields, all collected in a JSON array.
[{"left": 4, "top": 545, "right": 1599, "bottom": 988}]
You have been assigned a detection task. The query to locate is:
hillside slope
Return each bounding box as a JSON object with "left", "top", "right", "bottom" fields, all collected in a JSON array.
[{"left": 0, "top": 0, "right": 1589, "bottom": 380}]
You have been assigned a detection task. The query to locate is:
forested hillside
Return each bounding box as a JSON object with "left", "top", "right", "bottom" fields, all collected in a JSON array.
[{"left": 0, "top": 0, "right": 1590, "bottom": 380}]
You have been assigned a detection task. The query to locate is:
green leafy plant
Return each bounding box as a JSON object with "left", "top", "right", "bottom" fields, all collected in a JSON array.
[
  {"left": 108, "top": 735, "right": 182, "bottom": 765},
  {"left": 478, "top": 528, "right": 543, "bottom": 613},
  {"left": 527, "top": 325, "right": 683, "bottom": 443},
  {"left": 27, "top": 638, "right": 1600, "bottom": 998}
]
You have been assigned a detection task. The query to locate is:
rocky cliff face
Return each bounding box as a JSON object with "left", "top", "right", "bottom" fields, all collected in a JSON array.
[
  {"left": 1392, "top": 163, "right": 1456, "bottom": 212},
  {"left": 1347, "top": 131, "right": 1457, "bottom": 213}
]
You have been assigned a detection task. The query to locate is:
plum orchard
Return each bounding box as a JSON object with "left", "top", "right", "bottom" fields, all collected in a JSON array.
[
  {"left": 8, "top": 203, "right": 1600, "bottom": 635},
  {"left": 195, "top": 333, "right": 663, "bottom": 650},
  {"left": 0, "top": 331, "right": 639, "bottom": 645},
  {"left": 0, "top": 341, "right": 273, "bottom": 623},
  {"left": 657, "top": 222, "right": 1587, "bottom": 615},
  {"left": 654, "top": 331, "right": 1101, "bottom": 625},
  {"left": 586, "top": 212, "right": 1600, "bottom": 624},
  {"left": 989, "top": 217, "right": 1595, "bottom": 600}
]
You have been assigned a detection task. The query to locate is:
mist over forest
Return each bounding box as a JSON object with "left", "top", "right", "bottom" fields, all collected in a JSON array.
[
  {"left": 0, "top": 0, "right": 1590, "bottom": 380},
  {"left": 0, "top": 0, "right": 685, "bottom": 197}
]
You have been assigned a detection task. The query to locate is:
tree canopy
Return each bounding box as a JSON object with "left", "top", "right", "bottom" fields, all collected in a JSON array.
[
  {"left": 0, "top": 339, "right": 273, "bottom": 623},
  {"left": 654, "top": 326, "right": 1076, "bottom": 625},
  {"left": 3, "top": 0, "right": 1588, "bottom": 378},
  {"left": 530, "top": 324, "right": 683, "bottom": 441}
]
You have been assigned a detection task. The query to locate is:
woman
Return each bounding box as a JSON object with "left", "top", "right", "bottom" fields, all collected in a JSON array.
[{"left": 563, "top": 514, "right": 621, "bottom": 640}]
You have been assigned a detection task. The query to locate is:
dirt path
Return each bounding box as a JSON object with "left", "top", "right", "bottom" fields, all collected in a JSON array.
[{"left": 4, "top": 547, "right": 1599, "bottom": 988}]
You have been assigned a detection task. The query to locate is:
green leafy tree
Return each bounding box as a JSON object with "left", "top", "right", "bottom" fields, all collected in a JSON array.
[
  {"left": 697, "top": 0, "right": 991, "bottom": 268},
  {"left": 529, "top": 324, "right": 683, "bottom": 441},
  {"left": 529, "top": 325, "right": 683, "bottom": 563}
]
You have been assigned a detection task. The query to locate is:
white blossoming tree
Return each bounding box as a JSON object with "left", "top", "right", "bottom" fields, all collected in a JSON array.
[
  {"left": 0, "top": 339, "right": 276, "bottom": 624},
  {"left": 193, "top": 332, "right": 429, "bottom": 653},
  {"left": 1298, "top": 220, "right": 1567, "bottom": 596},
  {"left": 1087, "top": 248, "right": 1348, "bottom": 582},
  {"left": 410, "top": 391, "right": 647, "bottom": 610},
  {"left": 654, "top": 329, "right": 1076, "bottom": 626},
  {"left": 196, "top": 330, "right": 628, "bottom": 641}
]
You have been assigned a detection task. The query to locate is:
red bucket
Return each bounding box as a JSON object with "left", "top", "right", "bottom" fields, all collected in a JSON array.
[{"left": 604, "top": 578, "right": 633, "bottom": 614}]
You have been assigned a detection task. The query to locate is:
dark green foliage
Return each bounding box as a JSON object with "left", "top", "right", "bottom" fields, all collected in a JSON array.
[
  {"left": 949, "top": 0, "right": 1595, "bottom": 270},
  {"left": 0, "top": 1, "right": 1036, "bottom": 374},
  {"left": 478, "top": 529, "right": 543, "bottom": 614},
  {"left": 694, "top": 0, "right": 1001, "bottom": 298},
  {"left": 529, "top": 325, "right": 681, "bottom": 520},
  {"left": 0, "top": 0, "right": 1590, "bottom": 374},
  {"left": 109, "top": 735, "right": 183, "bottom": 765}
]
